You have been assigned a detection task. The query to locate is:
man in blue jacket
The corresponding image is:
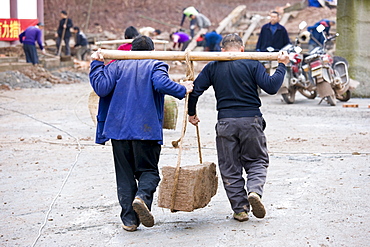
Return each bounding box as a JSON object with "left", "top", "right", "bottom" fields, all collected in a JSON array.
[
  {"left": 19, "top": 22, "right": 45, "bottom": 65},
  {"left": 188, "top": 34, "right": 289, "bottom": 222},
  {"left": 89, "top": 36, "right": 193, "bottom": 232},
  {"left": 256, "top": 11, "right": 290, "bottom": 52},
  {"left": 204, "top": 30, "right": 222, "bottom": 52},
  {"left": 307, "top": 19, "right": 335, "bottom": 51}
]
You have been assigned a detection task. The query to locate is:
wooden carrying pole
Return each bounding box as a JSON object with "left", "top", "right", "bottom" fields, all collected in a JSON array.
[
  {"left": 95, "top": 39, "right": 169, "bottom": 46},
  {"left": 99, "top": 50, "right": 279, "bottom": 61}
]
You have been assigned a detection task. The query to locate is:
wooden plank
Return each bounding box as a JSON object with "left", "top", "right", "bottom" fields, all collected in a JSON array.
[
  {"left": 95, "top": 39, "right": 169, "bottom": 45},
  {"left": 342, "top": 104, "right": 359, "bottom": 108},
  {"left": 216, "top": 5, "right": 247, "bottom": 34},
  {"left": 279, "top": 13, "right": 292, "bottom": 26},
  {"left": 186, "top": 28, "right": 208, "bottom": 51},
  {"left": 242, "top": 15, "right": 262, "bottom": 45},
  {"left": 99, "top": 50, "right": 280, "bottom": 61}
]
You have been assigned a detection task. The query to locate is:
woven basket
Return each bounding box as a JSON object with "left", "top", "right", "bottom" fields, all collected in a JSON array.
[
  {"left": 88, "top": 90, "right": 99, "bottom": 125},
  {"left": 163, "top": 95, "right": 178, "bottom": 130}
]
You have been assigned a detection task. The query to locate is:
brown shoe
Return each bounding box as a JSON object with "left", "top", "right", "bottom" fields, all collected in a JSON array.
[
  {"left": 132, "top": 197, "right": 154, "bottom": 227},
  {"left": 233, "top": 211, "right": 249, "bottom": 222},
  {"left": 248, "top": 192, "right": 266, "bottom": 218},
  {"left": 122, "top": 224, "right": 137, "bottom": 232}
]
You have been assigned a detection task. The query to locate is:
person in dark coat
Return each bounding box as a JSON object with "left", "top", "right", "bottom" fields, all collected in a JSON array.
[
  {"left": 72, "top": 26, "right": 89, "bottom": 60},
  {"left": 55, "top": 10, "right": 73, "bottom": 56},
  {"left": 256, "top": 11, "right": 290, "bottom": 52},
  {"left": 188, "top": 33, "right": 289, "bottom": 222}
]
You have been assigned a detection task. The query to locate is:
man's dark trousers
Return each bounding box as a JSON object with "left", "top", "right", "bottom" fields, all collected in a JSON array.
[
  {"left": 111, "top": 139, "right": 161, "bottom": 226},
  {"left": 23, "top": 44, "right": 38, "bottom": 64},
  {"left": 56, "top": 36, "right": 71, "bottom": 55},
  {"left": 215, "top": 116, "right": 269, "bottom": 214}
]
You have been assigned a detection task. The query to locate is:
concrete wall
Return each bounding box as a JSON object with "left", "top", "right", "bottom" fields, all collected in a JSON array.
[{"left": 336, "top": 0, "right": 370, "bottom": 97}]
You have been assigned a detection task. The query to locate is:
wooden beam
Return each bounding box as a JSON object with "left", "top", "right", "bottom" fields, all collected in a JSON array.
[
  {"left": 95, "top": 39, "right": 169, "bottom": 45},
  {"left": 216, "top": 5, "right": 247, "bottom": 34},
  {"left": 242, "top": 15, "right": 262, "bottom": 45},
  {"left": 279, "top": 13, "right": 292, "bottom": 26},
  {"left": 186, "top": 28, "right": 208, "bottom": 51},
  {"left": 99, "top": 50, "right": 279, "bottom": 61}
]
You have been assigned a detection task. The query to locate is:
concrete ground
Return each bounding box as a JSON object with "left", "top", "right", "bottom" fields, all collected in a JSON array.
[{"left": 1, "top": 81, "right": 369, "bottom": 247}]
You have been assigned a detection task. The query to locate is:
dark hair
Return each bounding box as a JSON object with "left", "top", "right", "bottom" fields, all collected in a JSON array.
[
  {"left": 125, "top": 26, "right": 139, "bottom": 39},
  {"left": 61, "top": 10, "right": 67, "bottom": 15},
  {"left": 221, "top": 33, "right": 243, "bottom": 49},
  {"left": 73, "top": 26, "right": 80, "bottom": 32},
  {"left": 154, "top": 29, "right": 161, "bottom": 35},
  {"left": 131, "top": 36, "right": 154, "bottom": 51},
  {"left": 270, "top": 11, "right": 279, "bottom": 16},
  {"left": 37, "top": 22, "right": 44, "bottom": 26}
]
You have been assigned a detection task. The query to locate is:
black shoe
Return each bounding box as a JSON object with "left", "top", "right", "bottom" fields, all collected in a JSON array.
[{"left": 132, "top": 197, "right": 154, "bottom": 227}]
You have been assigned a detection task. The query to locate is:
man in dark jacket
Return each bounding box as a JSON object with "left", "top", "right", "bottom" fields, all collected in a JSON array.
[
  {"left": 188, "top": 34, "right": 289, "bottom": 222},
  {"left": 19, "top": 22, "right": 45, "bottom": 65},
  {"left": 55, "top": 10, "right": 73, "bottom": 56},
  {"left": 72, "top": 26, "right": 89, "bottom": 60},
  {"left": 256, "top": 11, "right": 290, "bottom": 52},
  {"left": 89, "top": 36, "right": 193, "bottom": 232}
]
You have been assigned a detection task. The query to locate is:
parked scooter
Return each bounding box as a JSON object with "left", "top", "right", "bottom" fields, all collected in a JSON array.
[
  {"left": 279, "top": 21, "right": 317, "bottom": 104},
  {"left": 304, "top": 24, "right": 352, "bottom": 106}
]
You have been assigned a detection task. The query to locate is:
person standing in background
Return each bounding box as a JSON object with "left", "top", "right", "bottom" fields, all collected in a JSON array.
[
  {"left": 189, "top": 12, "right": 211, "bottom": 37},
  {"left": 19, "top": 22, "right": 45, "bottom": 65},
  {"left": 56, "top": 10, "right": 73, "bottom": 56},
  {"left": 180, "top": 6, "right": 199, "bottom": 38},
  {"left": 256, "top": 11, "right": 290, "bottom": 52}
]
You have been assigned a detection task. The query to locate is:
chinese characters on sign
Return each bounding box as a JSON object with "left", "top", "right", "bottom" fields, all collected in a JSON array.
[{"left": 0, "top": 19, "right": 38, "bottom": 41}]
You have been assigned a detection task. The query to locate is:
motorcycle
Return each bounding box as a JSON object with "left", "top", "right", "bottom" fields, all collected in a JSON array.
[
  {"left": 303, "top": 24, "right": 353, "bottom": 106},
  {"left": 279, "top": 21, "right": 317, "bottom": 104}
]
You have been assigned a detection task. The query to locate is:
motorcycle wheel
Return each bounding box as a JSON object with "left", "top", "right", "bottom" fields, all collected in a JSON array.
[
  {"left": 298, "top": 88, "right": 317, "bottom": 99},
  {"left": 326, "top": 94, "right": 336, "bottom": 106},
  {"left": 333, "top": 56, "right": 349, "bottom": 68},
  {"left": 336, "top": 90, "right": 351, "bottom": 102},
  {"left": 282, "top": 87, "right": 297, "bottom": 104}
]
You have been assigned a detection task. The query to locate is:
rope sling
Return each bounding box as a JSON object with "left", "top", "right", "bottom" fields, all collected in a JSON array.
[{"left": 169, "top": 49, "right": 203, "bottom": 212}]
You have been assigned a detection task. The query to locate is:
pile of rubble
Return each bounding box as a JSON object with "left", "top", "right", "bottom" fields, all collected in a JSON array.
[{"left": 0, "top": 66, "right": 89, "bottom": 90}]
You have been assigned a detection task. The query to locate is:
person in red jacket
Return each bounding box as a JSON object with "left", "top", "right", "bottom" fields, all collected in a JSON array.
[{"left": 117, "top": 26, "right": 140, "bottom": 51}]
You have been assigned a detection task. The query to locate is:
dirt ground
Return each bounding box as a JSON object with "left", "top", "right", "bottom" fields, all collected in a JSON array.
[
  {"left": 43, "top": 0, "right": 303, "bottom": 36},
  {"left": 1, "top": 64, "right": 369, "bottom": 246}
]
